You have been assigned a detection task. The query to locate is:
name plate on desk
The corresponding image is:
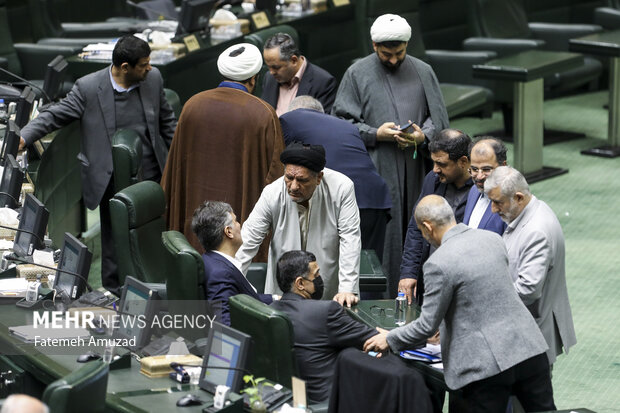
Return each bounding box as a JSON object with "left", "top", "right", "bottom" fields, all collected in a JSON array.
[
  {"left": 251, "top": 11, "right": 271, "bottom": 30},
  {"left": 182, "top": 35, "right": 201, "bottom": 53},
  {"left": 330, "top": 0, "right": 350, "bottom": 6}
]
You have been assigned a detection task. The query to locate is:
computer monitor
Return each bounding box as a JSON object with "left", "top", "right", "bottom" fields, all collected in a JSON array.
[
  {"left": 113, "top": 276, "right": 160, "bottom": 350},
  {"left": 1, "top": 120, "right": 21, "bottom": 166},
  {"left": 14, "top": 86, "right": 36, "bottom": 129},
  {"left": 199, "top": 321, "right": 251, "bottom": 393},
  {"left": 42, "top": 56, "right": 68, "bottom": 103},
  {"left": 0, "top": 154, "right": 24, "bottom": 209},
  {"left": 13, "top": 193, "right": 49, "bottom": 257},
  {"left": 255, "top": 0, "right": 277, "bottom": 15},
  {"left": 52, "top": 233, "right": 92, "bottom": 300},
  {"left": 176, "top": 0, "right": 215, "bottom": 35}
]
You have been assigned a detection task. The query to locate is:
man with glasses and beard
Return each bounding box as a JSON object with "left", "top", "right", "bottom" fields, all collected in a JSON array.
[
  {"left": 463, "top": 137, "right": 507, "bottom": 235},
  {"left": 333, "top": 13, "right": 448, "bottom": 298}
]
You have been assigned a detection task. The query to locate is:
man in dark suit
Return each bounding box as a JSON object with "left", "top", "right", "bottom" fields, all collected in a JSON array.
[
  {"left": 365, "top": 195, "right": 555, "bottom": 413},
  {"left": 463, "top": 137, "right": 507, "bottom": 235},
  {"left": 19, "top": 35, "right": 176, "bottom": 294},
  {"left": 399, "top": 129, "right": 473, "bottom": 304},
  {"left": 192, "top": 201, "right": 273, "bottom": 326},
  {"left": 279, "top": 96, "right": 392, "bottom": 259},
  {"left": 271, "top": 250, "right": 378, "bottom": 402},
  {"left": 261, "top": 33, "right": 337, "bottom": 116}
]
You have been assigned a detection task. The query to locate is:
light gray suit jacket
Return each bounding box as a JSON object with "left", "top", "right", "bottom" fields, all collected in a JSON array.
[
  {"left": 387, "top": 224, "right": 548, "bottom": 390},
  {"left": 21, "top": 66, "right": 176, "bottom": 210},
  {"left": 503, "top": 196, "right": 576, "bottom": 364}
]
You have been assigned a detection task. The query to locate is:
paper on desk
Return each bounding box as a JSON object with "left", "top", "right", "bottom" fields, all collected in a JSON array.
[
  {"left": 0, "top": 277, "right": 28, "bottom": 297},
  {"left": 0, "top": 207, "right": 19, "bottom": 226},
  {"left": 0, "top": 239, "right": 13, "bottom": 249},
  {"left": 32, "top": 250, "right": 55, "bottom": 267}
]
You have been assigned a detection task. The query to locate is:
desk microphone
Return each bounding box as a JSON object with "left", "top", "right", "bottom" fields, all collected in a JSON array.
[
  {"left": 125, "top": 0, "right": 178, "bottom": 21},
  {"left": 0, "top": 67, "right": 52, "bottom": 104},
  {"left": 7, "top": 255, "right": 94, "bottom": 293}
]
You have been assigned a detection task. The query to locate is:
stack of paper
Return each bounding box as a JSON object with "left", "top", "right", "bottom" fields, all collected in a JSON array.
[{"left": 400, "top": 343, "right": 442, "bottom": 363}]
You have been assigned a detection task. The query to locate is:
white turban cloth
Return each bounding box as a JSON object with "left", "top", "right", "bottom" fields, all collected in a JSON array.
[
  {"left": 217, "top": 43, "right": 263, "bottom": 81},
  {"left": 370, "top": 14, "right": 412, "bottom": 43}
]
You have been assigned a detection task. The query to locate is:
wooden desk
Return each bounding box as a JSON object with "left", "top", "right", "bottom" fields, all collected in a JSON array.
[
  {"left": 571, "top": 30, "right": 620, "bottom": 158},
  {"left": 0, "top": 302, "right": 243, "bottom": 412},
  {"left": 473, "top": 50, "right": 583, "bottom": 182}
]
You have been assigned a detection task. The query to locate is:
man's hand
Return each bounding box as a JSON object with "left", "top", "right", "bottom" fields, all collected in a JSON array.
[
  {"left": 363, "top": 327, "right": 390, "bottom": 355},
  {"left": 427, "top": 331, "right": 440, "bottom": 345},
  {"left": 398, "top": 278, "right": 417, "bottom": 305},
  {"left": 376, "top": 122, "right": 403, "bottom": 142},
  {"left": 333, "top": 292, "right": 359, "bottom": 308},
  {"left": 18, "top": 137, "right": 26, "bottom": 151}
]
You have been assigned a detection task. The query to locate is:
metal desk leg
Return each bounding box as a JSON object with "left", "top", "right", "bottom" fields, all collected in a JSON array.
[
  {"left": 582, "top": 56, "right": 620, "bottom": 158},
  {"left": 513, "top": 78, "right": 568, "bottom": 182}
]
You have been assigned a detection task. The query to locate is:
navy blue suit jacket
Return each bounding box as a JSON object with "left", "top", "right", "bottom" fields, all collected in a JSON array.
[
  {"left": 261, "top": 61, "right": 337, "bottom": 114},
  {"left": 202, "top": 251, "right": 272, "bottom": 326},
  {"left": 462, "top": 186, "right": 507, "bottom": 236},
  {"left": 279, "top": 109, "right": 391, "bottom": 210},
  {"left": 400, "top": 172, "right": 473, "bottom": 301}
]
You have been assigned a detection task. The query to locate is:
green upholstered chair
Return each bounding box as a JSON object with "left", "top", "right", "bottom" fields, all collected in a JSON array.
[
  {"left": 42, "top": 361, "right": 109, "bottom": 413},
  {"left": 0, "top": 0, "right": 79, "bottom": 85},
  {"left": 111, "top": 129, "right": 143, "bottom": 194},
  {"left": 354, "top": 0, "right": 495, "bottom": 119},
  {"left": 164, "top": 88, "right": 182, "bottom": 119},
  {"left": 109, "top": 181, "right": 171, "bottom": 286},
  {"left": 594, "top": 0, "right": 620, "bottom": 29},
  {"left": 34, "top": 121, "right": 84, "bottom": 248},
  {"left": 246, "top": 263, "right": 268, "bottom": 294},
  {"left": 464, "top": 0, "right": 603, "bottom": 96},
  {"left": 229, "top": 295, "right": 328, "bottom": 411},
  {"left": 229, "top": 294, "right": 298, "bottom": 388},
  {"left": 161, "top": 230, "right": 212, "bottom": 343}
]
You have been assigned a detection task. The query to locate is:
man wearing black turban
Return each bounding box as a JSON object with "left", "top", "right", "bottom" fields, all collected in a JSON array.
[{"left": 236, "top": 142, "right": 362, "bottom": 307}]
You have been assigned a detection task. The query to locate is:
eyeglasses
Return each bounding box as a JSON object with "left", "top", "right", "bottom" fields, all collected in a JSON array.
[
  {"left": 468, "top": 166, "right": 495, "bottom": 175},
  {"left": 369, "top": 305, "right": 395, "bottom": 318}
]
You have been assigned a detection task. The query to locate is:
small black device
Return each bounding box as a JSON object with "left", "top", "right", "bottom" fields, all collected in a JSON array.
[
  {"left": 397, "top": 121, "right": 414, "bottom": 131},
  {"left": 176, "top": 0, "right": 215, "bottom": 35},
  {"left": 52, "top": 233, "right": 93, "bottom": 301},
  {"left": 13, "top": 86, "right": 36, "bottom": 129},
  {"left": 0, "top": 153, "right": 24, "bottom": 208},
  {"left": 42, "top": 56, "right": 68, "bottom": 103},
  {"left": 199, "top": 322, "right": 251, "bottom": 394},
  {"left": 12, "top": 193, "right": 49, "bottom": 257},
  {"left": 176, "top": 394, "right": 204, "bottom": 407},
  {"left": 112, "top": 276, "right": 160, "bottom": 351}
]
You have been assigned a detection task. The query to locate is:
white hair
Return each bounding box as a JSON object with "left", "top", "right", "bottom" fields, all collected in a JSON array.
[
  {"left": 288, "top": 96, "right": 324, "bottom": 113},
  {"left": 414, "top": 196, "right": 455, "bottom": 227},
  {"left": 484, "top": 166, "right": 531, "bottom": 197}
]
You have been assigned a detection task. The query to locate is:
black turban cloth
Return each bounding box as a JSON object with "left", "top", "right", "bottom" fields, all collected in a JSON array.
[{"left": 280, "top": 142, "right": 326, "bottom": 173}]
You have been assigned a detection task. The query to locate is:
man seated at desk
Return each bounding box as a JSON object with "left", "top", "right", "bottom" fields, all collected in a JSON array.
[
  {"left": 271, "top": 250, "right": 377, "bottom": 402},
  {"left": 364, "top": 195, "right": 555, "bottom": 413},
  {"left": 191, "top": 201, "right": 273, "bottom": 326}
]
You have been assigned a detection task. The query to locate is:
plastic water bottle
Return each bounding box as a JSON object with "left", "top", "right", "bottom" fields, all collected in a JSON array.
[
  {"left": 395, "top": 292, "right": 407, "bottom": 326},
  {"left": 0, "top": 99, "right": 7, "bottom": 123}
]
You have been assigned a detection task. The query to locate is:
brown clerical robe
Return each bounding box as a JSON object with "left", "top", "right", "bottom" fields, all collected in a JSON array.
[{"left": 161, "top": 85, "right": 284, "bottom": 257}]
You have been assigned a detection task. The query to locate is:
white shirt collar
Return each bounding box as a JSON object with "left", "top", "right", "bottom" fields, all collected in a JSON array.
[{"left": 212, "top": 250, "right": 243, "bottom": 274}]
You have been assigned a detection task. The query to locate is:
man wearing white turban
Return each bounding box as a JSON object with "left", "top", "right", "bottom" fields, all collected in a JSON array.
[
  {"left": 162, "top": 43, "right": 285, "bottom": 258},
  {"left": 333, "top": 14, "right": 449, "bottom": 299}
]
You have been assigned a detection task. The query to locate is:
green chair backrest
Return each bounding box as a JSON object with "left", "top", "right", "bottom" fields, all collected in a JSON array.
[
  {"left": 246, "top": 263, "right": 267, "bottom": 294},
  {"left": 111, "top": 129, "right": 143, "bottom": 194},
  {"left": 42, "top": 361, "right": 108, "bottom": 413},
  {"left": 161, "top": 230, "right": 212, "bottom": 342},
  {"left": 109, "top": 181, "right": 170, "bottom": 285},
  {"left": 229, "top": 294, "right": 298, "bottom": 388},
  {"left": 34, "top": 121, "right": 84, "bottom": 248},
  {"left": 164, "top": 87, "right": 182, "bottom": 119},
  {"left": 468, "top": 0, "right": 532, "bottom": 39}
]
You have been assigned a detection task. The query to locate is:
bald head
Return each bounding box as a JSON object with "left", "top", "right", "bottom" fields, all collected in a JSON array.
[
  {"left": 0, "top": 395, "right": 48, "bottom": 413},
  {"left": 414, "top": 195, "right": 456, "bottom": 247}
]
